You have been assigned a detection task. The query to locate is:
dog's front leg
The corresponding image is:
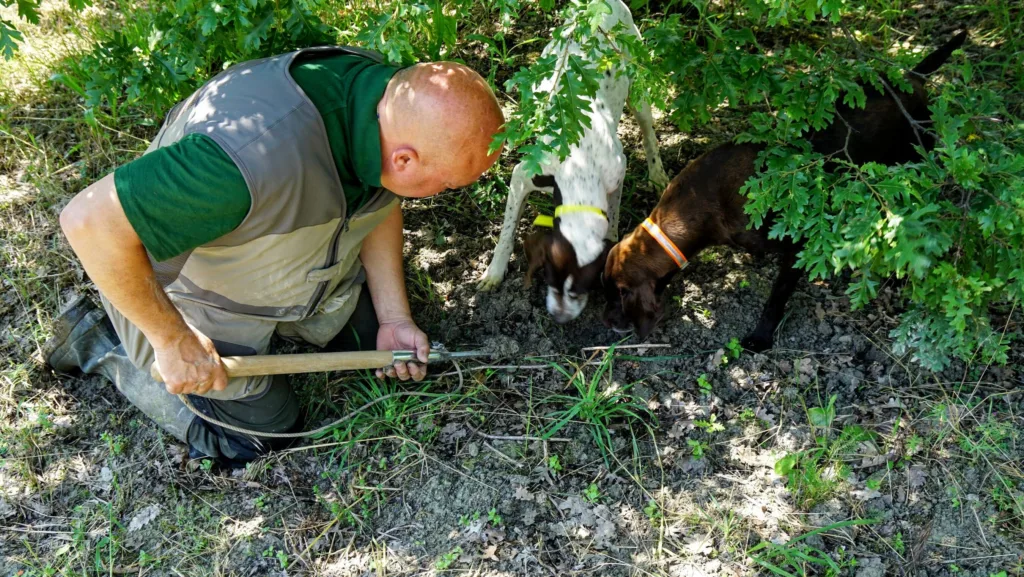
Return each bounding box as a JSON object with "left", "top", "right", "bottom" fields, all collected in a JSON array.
[
  {"left": 607, "top": 175, "right": 624, "bottom": 242},
  {"left": 478, "top": 163, "right": 534, "bottom": 291},
  {"left": 629, "top": 99, "right": 669, "bottom": 190},
  {"left": 741, "top": 250, "right": 800, "bottom": 352}
]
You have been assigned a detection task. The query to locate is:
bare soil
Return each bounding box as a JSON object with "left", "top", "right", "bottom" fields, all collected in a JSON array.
[{"left": 1, "top": 3, "right": 1022, "bottom": 577}]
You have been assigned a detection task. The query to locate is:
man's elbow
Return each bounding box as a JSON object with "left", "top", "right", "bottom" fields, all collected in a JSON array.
[
  {"left": 60, "top": 174, "right": 128, "bottom": 244},
  {"left": 59, "top": 197, "right": 93, "bottom": 243}
]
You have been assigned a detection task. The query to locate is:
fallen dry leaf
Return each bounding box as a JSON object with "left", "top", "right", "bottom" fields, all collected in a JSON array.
[
  {"left": 479, "top": 544, "right": 499, "bottom": 561},
  {"left": 850, "top": 487, "right": 882, "bottom": 501},
  {"left": 684, "top": 535, "right": 713, "bottom": 556},
  {"left": 127, "top": 504, "right": 161, "bottom": 533},
  {"left": 754, "top": 407, "right": 775, "bottom": 426},
  {"left": 908, "top": 465, "right": 927, "bottom": 488}
]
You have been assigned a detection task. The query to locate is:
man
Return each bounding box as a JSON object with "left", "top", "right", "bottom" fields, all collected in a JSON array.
[{"left": 46, "top": 46, "right": 504, "bottom": 467}]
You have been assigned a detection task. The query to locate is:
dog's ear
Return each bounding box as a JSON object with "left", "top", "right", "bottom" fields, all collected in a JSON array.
[
  {"left": 622, "top": 280, "right": 662, "bottom": 340},
  {"left": 523, "top": 231, "right": 548, "bottom": 289}
]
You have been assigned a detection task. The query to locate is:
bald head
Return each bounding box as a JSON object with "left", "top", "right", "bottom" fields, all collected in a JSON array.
[{"left": 378, "top": 62, "right": 505, "bottom": 198}]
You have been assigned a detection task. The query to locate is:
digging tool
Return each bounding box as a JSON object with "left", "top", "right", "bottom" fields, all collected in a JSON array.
[
  {"left": 149, "top": 348, "right": 491, "bottom": 383},
  {"left": 146, "top": 346, "right": 492, "bottom": 439}
]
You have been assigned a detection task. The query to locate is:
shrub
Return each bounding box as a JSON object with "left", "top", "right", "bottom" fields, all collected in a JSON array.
[{"left": 14, "top": 0, "right": 1021, "bottom": 369}]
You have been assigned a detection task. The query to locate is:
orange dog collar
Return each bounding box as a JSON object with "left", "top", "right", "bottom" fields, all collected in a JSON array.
[{"left": 641, "top": 218, "right": 688, "bottom": 269}]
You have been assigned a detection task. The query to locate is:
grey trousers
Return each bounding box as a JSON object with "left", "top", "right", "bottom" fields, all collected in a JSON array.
[{"left": 65, "top": 288, "right": 379, "bottom": 465}]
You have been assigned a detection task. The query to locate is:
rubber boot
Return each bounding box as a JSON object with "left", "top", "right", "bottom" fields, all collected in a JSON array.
[{"left": 44, "top": 296, "right": 195, "bottom": 442}]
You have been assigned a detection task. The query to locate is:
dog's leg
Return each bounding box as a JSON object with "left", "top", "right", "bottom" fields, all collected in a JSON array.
[
  {"left": 741, "top": 250, "right": 800, "bottom": 353},
  {"left": 629, "top": 99, "right": 669, "bottom": 190},
  {"left": 477, "top": 162, "right": 534, "bottom": 292},
  {"left": 607, "top": 174, "right": 624, "bottom": 242}
]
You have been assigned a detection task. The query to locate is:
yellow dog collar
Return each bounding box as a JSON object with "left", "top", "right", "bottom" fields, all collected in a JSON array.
[
  {"left": 533, "top": 205, "right": 607, "bottom": 228},
  {"left": 556, "top": 204, "right": 607, "bottom": 220},
  {"left": 533, "top": 214, "right": 554, "bottom": 228}
]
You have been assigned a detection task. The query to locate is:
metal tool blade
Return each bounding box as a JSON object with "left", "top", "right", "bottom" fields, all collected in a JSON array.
[
  {"left": 391, "top": 349, "right": 494, "bottom": 363},
  {"left": 443, "top": 350, "right": 492, "bottom": 359}
]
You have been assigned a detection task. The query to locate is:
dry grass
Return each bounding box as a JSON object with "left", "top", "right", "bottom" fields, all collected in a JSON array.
[{"left": 1, "top": 3, "right": 1023, "bottom": 577}]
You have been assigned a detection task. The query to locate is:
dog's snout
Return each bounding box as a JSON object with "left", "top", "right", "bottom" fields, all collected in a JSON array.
[
  {"left": 546, "top": 288, "right": 588, "bottom": 324},
  {"left": 552, "top": 311, "right": 575, "bottom": 324}
]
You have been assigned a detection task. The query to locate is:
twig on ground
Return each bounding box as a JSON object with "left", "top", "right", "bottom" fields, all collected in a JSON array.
[
  {"left": 580, "top": 343, "right": 672, "bottom": 353},
  {"left": 481, "top": 441, "right": 523, "bottom": 467},
  {"left": 473, "top": 430, "right": 570, "bottom": 442},
  {"left": 435, "top": 363, "right": 549, "bottom": 377},
  {"left": 969, "top": 505, "right": 991, "bottom": 548}
]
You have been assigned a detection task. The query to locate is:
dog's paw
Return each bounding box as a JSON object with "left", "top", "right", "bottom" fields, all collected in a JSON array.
[
  {"left": 740, "top": 333, "right": 773, "bottom": 354},
  {"left": 476, "top": 271, "right": 505, "bottom": 292}
]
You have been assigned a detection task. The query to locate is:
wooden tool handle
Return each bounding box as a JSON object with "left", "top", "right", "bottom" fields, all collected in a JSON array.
[{"left": 149, "top": 350, "right": 397, "bottom": 383}]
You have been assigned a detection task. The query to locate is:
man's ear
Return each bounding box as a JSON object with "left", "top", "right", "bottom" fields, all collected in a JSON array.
[
  {"left": 523, "top": 231, "right": 548, "bottom": 289},
  {"left": 389, "top": 146, "right": 419, "bottom": 172}
]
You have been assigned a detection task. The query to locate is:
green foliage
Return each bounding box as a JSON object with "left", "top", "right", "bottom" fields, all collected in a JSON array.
[
  {"left": 694, "top": 413, "right": 724, "bottom": 434},
  {"left": 748, "top": 519, "right": 876, "bottom": 576},
  {"left": 54, "top": 0, "right": 334, "bottom": 118},
  {"left": 775, "top": 425, "right": 874, "bottom": 508},
  {"left": 643, "top": 498, "right": 662, "bottom": 522},
  {"left": 261, "top": 546, "right": 288, "bottom": 569},
  {"left": 492, "top": 0, "right": 628, "bottom": 173},
  {"left": 322, "top": 375, "right": 446, "bottom": 473},
  {"left": 958, "top": 417, "right": 1017, "bottom": 457},
  {"left": 547, "top": 454, "right": 563, "bottom": 473},
  {"left": 541, "top": 347, "right": 656, "bottom": 466},
  {"left": 13, "top": 0, "right": 1020, "bottom": 370},
  {"left": 893, "top": 531, "right": 905, "bottom": 555},
  {"left": 807, "top": 395, "right": 837, "bottom": 428},
  {"left": 435, "top": 546, "right": 462, "bottom": 570},
  {"left": 725, "top": 337, "right": 743, "bottom": 359},
  {"left": 47, "top": 0, "right": 537, "bottom": 119},
  {"left": 739, "top": 60, "right": 1023, "bottom": 371},
  {"left": 696, "top": 373, "right": 712, "bottom": 395},
  {"left": 687, "top": 438, "right": 708, "bottom": 457},
  {"left": 100, "top": 431, "right": 127, "bottom": 456},
  {"left": 0, "top": 0, "right": 46, "bottom": 59},
  {"left": 583, "top": 482, "right": 600, "bottom": 502}
]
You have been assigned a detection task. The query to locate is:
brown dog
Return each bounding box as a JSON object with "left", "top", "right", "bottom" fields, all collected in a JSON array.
[{"left": 603, "top": 31, "right": 967, "bottom": 351}]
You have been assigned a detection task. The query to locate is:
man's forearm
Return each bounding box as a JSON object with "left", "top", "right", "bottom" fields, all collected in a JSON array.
[
  {"left": 60, "top": 173, "right": 191, "bottom": 348},
  {"left": 359, "top": 203, "right": 414, "bottom": 324}
]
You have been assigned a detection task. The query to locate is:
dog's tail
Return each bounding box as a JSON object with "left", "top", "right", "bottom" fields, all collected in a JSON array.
[{"left": 912, "top": 30, "right": 968, "bottom": 76}]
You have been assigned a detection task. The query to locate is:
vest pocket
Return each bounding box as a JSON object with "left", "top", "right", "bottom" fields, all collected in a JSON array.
[{"left": 306, "top": 262, "right": 344, "bottom": 283}]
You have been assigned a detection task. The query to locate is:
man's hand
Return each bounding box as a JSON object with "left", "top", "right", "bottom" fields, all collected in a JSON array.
[
  {"left": 376, "top": 318, "right": 430, "bottom": 381},
  {"left": 61, "top": 173, "right": 226, "bottom": 396},
  {"left": 360, "top": 204, "right": 431, "bottom": 382},
  {"left": 153, "top": 325, "right": 228, "bottom": 395}
]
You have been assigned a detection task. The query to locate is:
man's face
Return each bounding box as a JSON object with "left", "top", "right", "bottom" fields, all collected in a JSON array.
[{"left": 385, "top": 149, "right": 496, "bottom": 198}]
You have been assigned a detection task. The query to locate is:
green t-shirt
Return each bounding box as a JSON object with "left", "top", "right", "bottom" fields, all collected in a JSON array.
[{"left": 114, "top": 53, "right": 400, "bottom": 262}]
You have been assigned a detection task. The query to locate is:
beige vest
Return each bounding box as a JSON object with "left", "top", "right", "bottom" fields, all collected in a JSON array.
[{"left": 135, "top": 46, "right": 398, "bottom": 400}]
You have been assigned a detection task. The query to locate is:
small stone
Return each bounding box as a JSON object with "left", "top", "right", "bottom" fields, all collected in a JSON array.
[
  {"left": 817, "top": 321, "right": 833, "bottom": 337},
  {"left": 856, "top": 557, "right": 886, "bottom": 577},
  {"left": 839, "top": 370, "right": 862, "bottom": 388}
]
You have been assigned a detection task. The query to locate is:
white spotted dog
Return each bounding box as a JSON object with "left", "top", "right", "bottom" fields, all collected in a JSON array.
[{"left": 476, "top": 0, "right": 669, "bottom": 324}]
